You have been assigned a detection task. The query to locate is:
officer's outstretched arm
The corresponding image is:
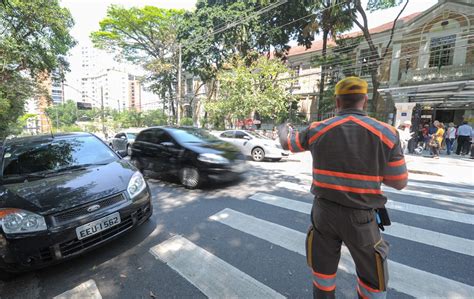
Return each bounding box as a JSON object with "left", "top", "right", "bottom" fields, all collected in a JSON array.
[{"left": 277, "top": 123, "right": 310, "bottom": 153}]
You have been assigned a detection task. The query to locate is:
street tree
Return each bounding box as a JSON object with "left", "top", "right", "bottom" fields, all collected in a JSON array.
[
  {"left": 344, "top": 0, "right": 410, "bottom": 119},
  {"left": 45, "top": 100, "right": 78, "bottom": 128},
  {"left": 178, "top": 0, "right": 314, "bottom": 104},
  {"left": 91, "top": 6, "right": 185, "bottom": 121},
  {"left": 205, "top": 55, "right": 294, "bottom": 128},
  {"left": 0, "top": 0, "right": 75, "bottom": 138},
  {"left": 305, "top": 0, "right": 354, "bottom": 121},
  {"left": 311, "top": 37, "right": 362, "bottom": 117}
]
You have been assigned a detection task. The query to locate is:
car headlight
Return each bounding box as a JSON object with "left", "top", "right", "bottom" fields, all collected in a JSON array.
[
  {"left": 0, "top": 208, "right": 47, "bottom": 234},
  {"left": 127, "top": 171, "right": 147, "bottom": 199},
  {"left": 198, "top": 153, "right": 229, "bottom": 164}
]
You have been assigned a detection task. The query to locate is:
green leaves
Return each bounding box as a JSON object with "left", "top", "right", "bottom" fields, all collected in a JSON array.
[
  {"left": 0, "top": 0, "right": 75, "bottom": 138},
  {"left": 205, "top": 55, "right": 293, "bottom": 123},
  {"left": 91, "top": 6, "right": 185, "bottom": 119},
  {"left": 366, "top": 0, "right": 404, "bottom": 12}
]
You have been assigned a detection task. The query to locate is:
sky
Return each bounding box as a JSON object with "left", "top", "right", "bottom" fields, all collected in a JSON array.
[{"left": 61, "top": 0, "right": 439, "bottom": 85}]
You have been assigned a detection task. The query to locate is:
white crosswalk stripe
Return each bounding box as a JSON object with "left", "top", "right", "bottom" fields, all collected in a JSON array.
[
  {"left": 276, "top": 181, "right": 474, "bottom": 206},
  {"left": 150, "top": 235, "right": 285, "bottom": 299},
  {"left": 249, "top": 192, "right": 474, "bottom": 256},
  {"left": 209, "top": 208, "right": 474, "bottom": 298},
  {"left": 252, "top": 191, "right": 474, "bottom": 225},
  {"left": 53, "top": 280, "right": 102, "bottom": 299},
  {"left": 407, "top": 181, "right": 474, "bottom": 195}
]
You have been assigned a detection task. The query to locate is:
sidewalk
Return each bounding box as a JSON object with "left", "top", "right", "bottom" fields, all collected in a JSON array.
[
  {"left": 288, "top": 152, "right": 473, "bottom": 185},
  {"left": 405, "top": 154, "right": 473, "bottom": 185}
]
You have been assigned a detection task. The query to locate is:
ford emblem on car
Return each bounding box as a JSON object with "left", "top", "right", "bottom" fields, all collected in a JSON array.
[{"left": 87, "top": 204, "right": 101, "bottom": 213}]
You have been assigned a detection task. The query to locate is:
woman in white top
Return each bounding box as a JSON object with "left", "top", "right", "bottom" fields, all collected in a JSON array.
[{"left": 446, "top": 122, "right": 456, "bottom": 155}]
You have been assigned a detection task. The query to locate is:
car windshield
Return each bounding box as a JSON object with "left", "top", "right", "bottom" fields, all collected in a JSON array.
[
  {"left": 126, "top": 133, "right": 137, "bottom": 140},
  {"left": 1, "top": 136, "right": 117, "bottom": 179},
  {"left": 246, "top": 131, "right": 271, "bottom": 140},
  {"left": 171, "top": 128, "right": 221, "bottom": 143}
]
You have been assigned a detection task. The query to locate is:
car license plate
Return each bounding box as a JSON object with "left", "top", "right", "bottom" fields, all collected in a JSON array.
[{"left": 76, "top": 212, "right": 121, "bottom": 240}]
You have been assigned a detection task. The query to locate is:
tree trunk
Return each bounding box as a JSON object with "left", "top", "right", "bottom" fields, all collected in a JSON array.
[{"left": 312, "top": 29, "right": 329, "bottom": 122}]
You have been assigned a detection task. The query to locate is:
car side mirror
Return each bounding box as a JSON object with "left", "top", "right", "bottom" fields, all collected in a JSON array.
[
  {"left": 243, "top": 136, "right": 251, "bottom": 140},
  {"left": 160, "top": 142, "right": 175, "bottom": 147}
]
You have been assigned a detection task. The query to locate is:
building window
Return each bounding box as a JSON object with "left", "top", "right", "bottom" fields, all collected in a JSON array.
[
  {"left": 429, "top": 34, "right": 455, "bottom": 67},
  {"left": 186, "top": 78, "right": 193, "bottom": 94}
]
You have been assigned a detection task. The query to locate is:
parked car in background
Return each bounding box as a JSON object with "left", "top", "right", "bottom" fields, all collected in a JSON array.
[
  {"left": 0, "top": 133, "right": 152, "bottom": 280},
  {"left": 109, "top": 130, "right": 142, "bottom": 156},
  {"left": 215, "top": 130, "right": 289, "bottom": 162},
  {"left": 130, "top": 127, "right": 246, "bottom": 189}
]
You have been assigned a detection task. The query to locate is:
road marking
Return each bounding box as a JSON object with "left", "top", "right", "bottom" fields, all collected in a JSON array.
[
  {"left": 149, "top": 235, "right": 285, "bottom": 299},
  {"left": 383, "top": 189, "right": 474, "bottom": 206},
  {"left": 385, "top": 201, "right": 474, "bottom": 225},
  {"left": 53, "top": 280, "right": 102, "bottom": 299},
  {"left": 249, "top": 193, "right": 474, "bottom": 254},
  {"left": 210, "top": 208, "right": 474, "bottom": 298},
  {"left": 407, "top": 181, "right": 474, "bottom": 195},
  {"left": 276, "top": 182, "right": 474, "bottom": 206}
]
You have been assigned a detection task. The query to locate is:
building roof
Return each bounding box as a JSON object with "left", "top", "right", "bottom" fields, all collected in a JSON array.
[{"left": 286, "top": 12, "right": 422, "bottom": 58}]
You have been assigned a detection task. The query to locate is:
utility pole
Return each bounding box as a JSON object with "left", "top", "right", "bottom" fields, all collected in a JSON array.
[
  {"left": 177, "top": 44, "right": 182, "bottom": 125},
  {"left": 100, "top": 86, "right": 106, "bottom": 138}
]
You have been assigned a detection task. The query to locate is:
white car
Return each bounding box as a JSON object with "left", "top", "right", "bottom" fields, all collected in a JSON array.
[{"left": 215, "top": 130, "right": 289, "bottom": 162}]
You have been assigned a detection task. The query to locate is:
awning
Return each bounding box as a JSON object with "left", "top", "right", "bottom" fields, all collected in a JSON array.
[{"left": 380, "top": 80, "right": 474, "bottom": 103}]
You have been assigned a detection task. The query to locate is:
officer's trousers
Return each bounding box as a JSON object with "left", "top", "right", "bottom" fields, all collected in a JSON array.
[{"left": 306, "top": 198, "right": 389, "bottom": 299}]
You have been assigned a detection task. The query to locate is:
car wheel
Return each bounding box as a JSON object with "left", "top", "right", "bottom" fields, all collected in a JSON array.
[
  {"left": 179, "top": 167, "right": 201, "bottom": 189},
  {"left": 127, "top": 144, "right": 132, "bottom": 156},
  {"left": 251, "top": 147, "right": 265, "bottom": 162}
]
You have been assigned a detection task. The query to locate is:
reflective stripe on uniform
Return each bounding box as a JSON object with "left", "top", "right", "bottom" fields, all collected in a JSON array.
[
  {"left": 309, "top": 116, "right": 348, "bottom": 144},
  {"left": 289, "top": 131, "right": 305, "bottom": 153},
  {"left": 384, "top": 158, "right": 408, "bottom": 180},
  {"left": 349, "top": 116, "right": 396, "bottom": 149},
  {"left": 308, "top": 115, "right": 398, "bottom": 148},
  {"left": 313, "top": 169, "right": 382, "bottom": 194},
  {"left": 313, "top": 270, "right": 336, "bottom": 292},
  {"left": 313, "top": 180, "right": 383, "bottom": 194},
  {"left": 357, "top": 278, "right": 386, "bottom": 299}
]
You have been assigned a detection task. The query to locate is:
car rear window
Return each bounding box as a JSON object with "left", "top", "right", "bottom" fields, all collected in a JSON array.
[{"left": 1, "top": 136, "right": 117, "bottom": 177}]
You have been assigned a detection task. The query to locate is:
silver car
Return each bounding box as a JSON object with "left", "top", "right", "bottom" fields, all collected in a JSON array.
[
  {"left": 216, "top": 130, "right": 289, "bottom": 162},
  {"left": 109, "top": 131, "right": 139, "bottom": 156}
]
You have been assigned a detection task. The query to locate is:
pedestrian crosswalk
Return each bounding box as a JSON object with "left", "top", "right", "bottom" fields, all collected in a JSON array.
[{"left": 53, "top": 178, "right": 474, "bottom": 298}]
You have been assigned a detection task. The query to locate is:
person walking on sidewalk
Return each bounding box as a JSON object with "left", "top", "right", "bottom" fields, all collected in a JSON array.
[
  {"left": 278, "top": 77, "right": 407, "bottom": 299},
  {"left": 445, "top": 123, "right": 456, "bottom": 155},
  {"left": 456, "top": 121, "right": 473, "bottom": 155},
  {"left": 430, "top": 122, "right": 444, "bottom": 159}
]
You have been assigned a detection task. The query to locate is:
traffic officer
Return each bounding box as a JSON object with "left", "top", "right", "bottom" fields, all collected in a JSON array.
[{"left": 278, "top": 77, "right": 408, "bottom": 299}]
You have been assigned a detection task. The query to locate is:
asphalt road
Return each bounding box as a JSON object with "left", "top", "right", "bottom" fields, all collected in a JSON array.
[{"left": 1, "top": 154, "right": 473, "bottom": 298}]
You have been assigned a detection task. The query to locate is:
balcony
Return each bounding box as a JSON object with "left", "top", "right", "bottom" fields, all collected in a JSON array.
[{"left": 400, "top": 64, "right": 474, "bottom": 85}]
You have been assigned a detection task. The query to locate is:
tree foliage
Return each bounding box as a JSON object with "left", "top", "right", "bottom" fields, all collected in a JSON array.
[
  {"left": 178, "top": 0, "right": 314, "bottom": 83},
  {"left": 205, "top": 55, "right": 293, "bottom": 126},
  {"left": 306, "top": 0, "right": 354, "bottom": 120},
  {"left": 91, "top": 6, "right": 185, "bottom": 119},
  {"left": 0, "top": 0, "right": 75, "bottom": 138},
  {"left": 344, "top": 0, "right": 409, "bottom": 119}
]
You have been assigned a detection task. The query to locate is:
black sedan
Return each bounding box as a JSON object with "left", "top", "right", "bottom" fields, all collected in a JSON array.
[
  {"left": 0, "top": 133, "right": 152, "bottom": 280},
  {"left": 130, "top": 127, "right": 246, "bottom": 189}
]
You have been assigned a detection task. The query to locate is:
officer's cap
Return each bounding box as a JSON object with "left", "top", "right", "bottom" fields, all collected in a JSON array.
[{"left": 335, "top": 77, "right": 368, "bottom": 96}]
